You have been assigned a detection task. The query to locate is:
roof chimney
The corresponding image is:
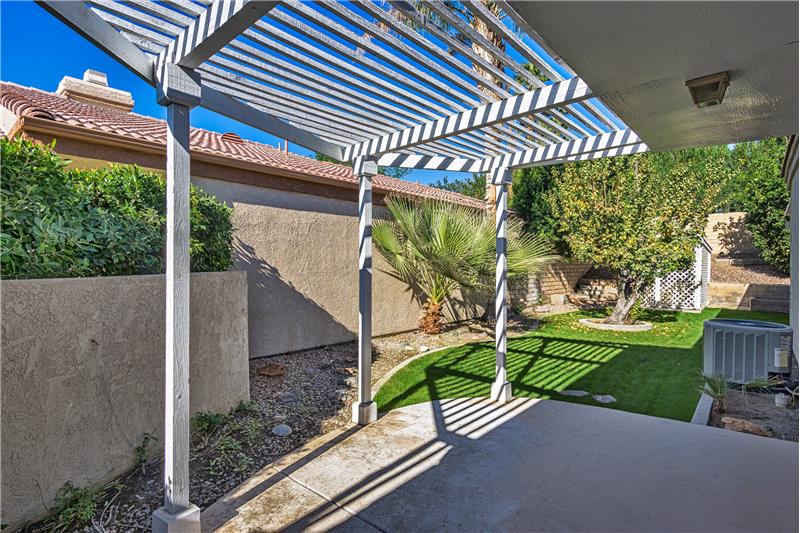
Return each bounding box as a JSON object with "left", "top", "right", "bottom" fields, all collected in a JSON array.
[{"left": 56, "top": 69, "right": 134, "bottom": 112}]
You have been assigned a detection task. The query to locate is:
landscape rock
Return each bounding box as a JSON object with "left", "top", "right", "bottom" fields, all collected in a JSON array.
[
  {"left": 277, "top": 391, "right": 298, "bottom": 404},
  {"left": 721, "top": 416, "right": 773, "bottom": 437},
  {"left": 271, "top": 424, "right": 293, "bottom": 437},
  {"left": 559, "top": 390, "right": 590, "bottom": 397},
  {"left": 335, "top": 389, "right": 350, "bottom": 401},
  {"left": 419, "top": 345, "right": 430, "bottom": 353},
  {"left": 258, "top": 362, "right": 287, "bottom": 378},
  {"left": 592, "top": 394, "right": 617, "bottom": 404},
  {"left": 342, "top": 376, "right": 357, "bottom": 388},
  {"left": 403, "top": 344, "right": 415, "bottom": 352}
]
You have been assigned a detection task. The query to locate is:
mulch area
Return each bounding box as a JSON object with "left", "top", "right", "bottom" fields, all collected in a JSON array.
[
  {"left": 39, "top": 315, "right": 540, "bottom": 532},
  {"left": 711, "top": 260, "right": 790, "bottom": 285}
]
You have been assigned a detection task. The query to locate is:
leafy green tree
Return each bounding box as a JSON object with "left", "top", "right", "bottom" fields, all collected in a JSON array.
[
  {"left": 729, "top": 137, "right": 789, "bottom": 273},
  {"left": 373, "top": 196, "right": 554, "bottom": 333},
  {"left": 510, "top": 165, "right": 565, "bottom": 253},
  {"left": 549, "top": 148, "right": 729, "bottom": 324},
  {"left": 313, "top": 153, "right": 410, "bottom": 180},
  {"left": 431, "top": 173, "right": 486, "bottom": 199}
]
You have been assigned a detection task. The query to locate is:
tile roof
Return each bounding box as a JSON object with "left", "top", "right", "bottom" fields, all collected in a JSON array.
[{"left": 0, "top": 81, "right": 486, "bottom": 209}]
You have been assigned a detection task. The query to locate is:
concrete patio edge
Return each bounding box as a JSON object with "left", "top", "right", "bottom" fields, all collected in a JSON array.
[{"left": 690, "top": 393, "right": 714, "bottom": 425}]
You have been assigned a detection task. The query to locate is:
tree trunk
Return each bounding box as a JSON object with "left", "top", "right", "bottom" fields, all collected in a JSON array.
[
  {"left": 606, "top": 278, "right": 640, "bottom": 324},
  {"left": 420, "top": 298, "right": 444, "bottom": 334}
]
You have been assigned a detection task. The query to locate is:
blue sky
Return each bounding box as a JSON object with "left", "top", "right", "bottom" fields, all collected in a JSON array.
[
  {"left": 0, "top": 1, "right": 471, "bottom": 184},
  {"left": 0, "top": 1, "right": 617, "bottom": 185}
]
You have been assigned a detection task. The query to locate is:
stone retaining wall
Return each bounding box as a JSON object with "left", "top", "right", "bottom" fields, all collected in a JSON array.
[
  {"left": 708, "top": 282, "right": 790, "bottom": 313},
  {"left": 1, "top": 272, "right": 249, "bottom": 530},
  {"left": 508, "top": 261, "right": 593, "bottom": 307}
]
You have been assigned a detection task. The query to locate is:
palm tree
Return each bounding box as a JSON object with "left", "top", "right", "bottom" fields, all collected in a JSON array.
[{"left": 373, "top": 196, "right": 555, "bottom": 333}]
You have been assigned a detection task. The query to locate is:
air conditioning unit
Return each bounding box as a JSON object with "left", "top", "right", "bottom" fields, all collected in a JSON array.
[{"left": 703, "top": 319, "right": 793, "bottom": 384}]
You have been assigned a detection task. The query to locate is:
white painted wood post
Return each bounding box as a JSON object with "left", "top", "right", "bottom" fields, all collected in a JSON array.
[
  {"left": 353, "top": 156, "right": 378, "bottom": 425},
  {"left": 491, "top": 167, "right": 513, "bottom": 403},
  {"left": 153, "top": 67, "right": 201, "bottom": 533}
]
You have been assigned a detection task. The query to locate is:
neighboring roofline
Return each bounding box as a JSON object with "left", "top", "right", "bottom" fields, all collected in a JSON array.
[
  {"left": 13, "top": 115, "right": 388, "bottom": 203},
  {"left": 0, "top": 81, "right": 486, "bottom": 210}
]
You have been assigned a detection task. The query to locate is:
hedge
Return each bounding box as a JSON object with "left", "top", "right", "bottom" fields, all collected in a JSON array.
[{"left": 1, "top": 137, "right": 233, "bottom": 279}]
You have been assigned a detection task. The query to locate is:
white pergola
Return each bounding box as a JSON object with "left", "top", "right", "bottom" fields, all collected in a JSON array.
[{"left": 36, "top": 1, "right": 647, "bottom": 529}]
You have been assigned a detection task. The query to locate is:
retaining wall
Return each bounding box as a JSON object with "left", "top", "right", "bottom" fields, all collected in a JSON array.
[
  {"left": 708, "top": 282, "right": 790, "bottom": 313},
  {"left": 0, "top": 272, "right": 249, "bottom": 530}
]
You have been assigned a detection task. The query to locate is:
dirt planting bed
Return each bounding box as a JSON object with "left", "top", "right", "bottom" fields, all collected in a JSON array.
[
  {"left": 710, "top": 390, "right": 798, "bottom": 441},
  {"left": 31, "top": 316, "right": 539, "bottom": 532}
]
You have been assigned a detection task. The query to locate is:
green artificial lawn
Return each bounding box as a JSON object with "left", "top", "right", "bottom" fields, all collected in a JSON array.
[{"left": 375, "top": 308, "right": 790, "bottom": 422}]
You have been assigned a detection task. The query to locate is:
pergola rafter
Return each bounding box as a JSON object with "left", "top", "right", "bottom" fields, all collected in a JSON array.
[{"left": 36, "top": 1, "right": 650, "bottom": 530}]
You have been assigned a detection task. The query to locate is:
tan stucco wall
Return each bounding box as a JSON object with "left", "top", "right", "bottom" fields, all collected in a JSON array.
[
  {"left": 1, "top": 272, "right": 249, "bottom": 530},
  {"left": 705, "top": 212, "right": 757, "bottom": 257},
  {"left": 192, "top": 177, "right": 482, "bottom": 357},
  {"left": 49, "top": 154, "right": 483, "bottom": 356}
]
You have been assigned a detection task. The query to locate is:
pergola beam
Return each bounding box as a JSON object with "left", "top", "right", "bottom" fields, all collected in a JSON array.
[
  {"left": 36, "top": 0, "right": 155, "bottom": 83},
  {"left": 345, "top": 77, "right": 592, "bottom": 160},
  {"left": 157, "top": 0, "right": 279, "bottom": 69},
  {"left": 376, "top": 129, "right": 642, "bottom": 172}
]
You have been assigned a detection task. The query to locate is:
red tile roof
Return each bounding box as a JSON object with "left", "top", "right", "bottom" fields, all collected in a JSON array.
[{"left": 0, "top": 82, "right": 486, "bottom": 209}]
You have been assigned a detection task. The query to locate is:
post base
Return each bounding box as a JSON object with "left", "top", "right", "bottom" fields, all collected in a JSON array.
[
  {"left": 152, "top": 504, "right": 201, "bottom": 533},
  {"left": 490, "top": 381, "right": 513, "bottom": 403},
  {"left": 352, "top": 401, "right": 378, "bottom": 425}
]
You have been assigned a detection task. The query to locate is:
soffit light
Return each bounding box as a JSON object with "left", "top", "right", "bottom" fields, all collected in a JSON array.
[{"left": 685, "top": 71, "right": 730, "bottom": 108}]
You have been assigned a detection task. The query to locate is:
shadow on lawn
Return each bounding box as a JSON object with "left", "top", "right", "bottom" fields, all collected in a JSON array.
[{"left": 378, "top": 326, "right": 704, "bottom": 421}]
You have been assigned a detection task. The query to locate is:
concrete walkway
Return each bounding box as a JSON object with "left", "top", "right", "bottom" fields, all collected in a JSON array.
[{"left": 203, "top": 398, "right": 798, "bottom": 532}]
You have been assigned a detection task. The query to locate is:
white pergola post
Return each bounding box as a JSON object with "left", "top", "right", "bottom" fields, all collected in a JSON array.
[
  {"left": 491, "top": 166, "right": 513, "bottom": 403},
  {"left": 152, "top": 66, "right": 202, "bottom": 533},
  {"left": 352, "top": 156, "right": 379, "bottom": 425}
]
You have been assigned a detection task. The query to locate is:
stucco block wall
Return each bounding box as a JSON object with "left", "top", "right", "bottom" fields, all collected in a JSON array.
[
  {"left": 193, "top": 177, "right": 482, "bottom": 358},
  {"left": 1, "top": 272, "right": 249, "bottom": 530},
  {"left": 705, "top": 212, "right": 758, "bottom": 257}
]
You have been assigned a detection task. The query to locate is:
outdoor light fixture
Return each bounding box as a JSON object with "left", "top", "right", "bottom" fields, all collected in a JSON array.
[{"left": 685, "top": 71, "right": 730, "bottom": 108}]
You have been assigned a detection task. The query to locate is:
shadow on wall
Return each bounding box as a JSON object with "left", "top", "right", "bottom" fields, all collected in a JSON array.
[
  {"left": 233, "top": 239, "right": 354, "bottom": 357},
  {"left": 374, "top": 265, "right": 485, "bottom": 325},
  {"left": 710, "top": 213, "right": 757, "bottom": 258}
]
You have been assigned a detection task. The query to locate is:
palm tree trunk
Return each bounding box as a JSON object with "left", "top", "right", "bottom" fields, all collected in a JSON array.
[{"left": 420, "top": 297, "right": 444, "bottom": 334}]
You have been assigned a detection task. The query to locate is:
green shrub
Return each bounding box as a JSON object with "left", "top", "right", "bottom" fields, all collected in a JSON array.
[
  {"left": 1, "top": 137, "right": 233, "bottom": 279},
  {"left": 729, "top": 138, "right": 790, "bottom": 274}
]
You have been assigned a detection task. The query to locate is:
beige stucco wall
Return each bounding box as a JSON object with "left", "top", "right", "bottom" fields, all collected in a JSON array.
[
  {"left": 193, "top": 177, "right": 482, "bottom": 357},
  {"left": 705, "top": 212, "right": 758, "bottom": 257},
  {"left": 1, "top": 272, "right": 249, "bottom": 530}
]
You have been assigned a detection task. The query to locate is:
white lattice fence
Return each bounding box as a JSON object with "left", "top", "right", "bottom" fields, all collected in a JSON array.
[{"left": 641, "top": 241, "right": 712, "bottom": 310}]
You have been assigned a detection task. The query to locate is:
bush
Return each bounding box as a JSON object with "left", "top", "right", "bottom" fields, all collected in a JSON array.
[
  {"left": 1, "top": 137, "right": 233, "bottom": 279},
  {"left": 729, "top": 138, "right": 790, "bottom": 274}
]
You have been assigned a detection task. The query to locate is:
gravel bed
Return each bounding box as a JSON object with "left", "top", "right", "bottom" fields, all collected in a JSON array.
[
  {"left": 710, "top": 390, "right": 798, "bottom": 441},
  {"left": 711, "top": 260, "right": 789, "bottom": 285},
  {"left": 33, "top": 315, "right": 539, "bottom": 532}
]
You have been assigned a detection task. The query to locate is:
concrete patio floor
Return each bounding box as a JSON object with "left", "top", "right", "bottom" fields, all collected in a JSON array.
[{"left": 202, "top": 398, "right": 798, "bottom": 532}]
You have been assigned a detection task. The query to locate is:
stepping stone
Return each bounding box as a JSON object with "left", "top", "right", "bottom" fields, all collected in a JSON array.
[
  {"left": 559, "top": 390, "right": 590, "bottom": 397},
  {"left": 272, "top": 424, "right": 292, "bottom": 437},
  {"left": 592, "top": 394, "right": 617, "bottom": 404}
]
